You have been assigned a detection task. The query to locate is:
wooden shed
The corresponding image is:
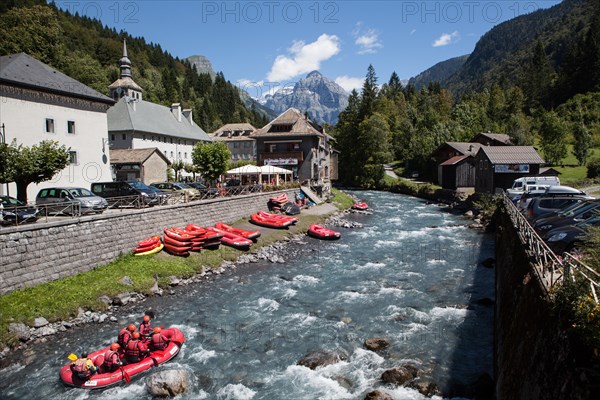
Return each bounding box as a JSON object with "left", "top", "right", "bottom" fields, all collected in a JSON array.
[{"left": 439, "top": 155, "right": 476, "bottom": 190}]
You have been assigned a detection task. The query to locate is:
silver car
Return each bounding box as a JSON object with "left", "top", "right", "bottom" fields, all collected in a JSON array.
[{"left": 36, "top": 187, "right": 108, "bottom": 215}]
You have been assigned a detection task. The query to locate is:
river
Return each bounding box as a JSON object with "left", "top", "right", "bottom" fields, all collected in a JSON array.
[{"left": 0, "top": 191, "right": 495, "bottom": 399}]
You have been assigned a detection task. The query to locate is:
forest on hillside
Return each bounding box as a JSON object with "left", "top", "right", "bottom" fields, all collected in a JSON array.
[
  {"left": 0, "top": 0, "right": 269, "bottom": 133},
  {"left": 334, "top": 0, "right": 600, "bottom": 187}
]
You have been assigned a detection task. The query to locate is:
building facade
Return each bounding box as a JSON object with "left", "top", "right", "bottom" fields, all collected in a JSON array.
[
  {"left": 109, "top": 148, "right": 170, "bottom": 184},
  {"left": 251, "top": 108, "right": 337, "bottom": 192},
  {"left": 210, "top": 123, "right": 256, "bottom": 162},
  {"left": 0, "top": 53, "right": 115, "bottom": 200},
  {"left": 107, "top": 41, "right": 211, "bottom": 177}
]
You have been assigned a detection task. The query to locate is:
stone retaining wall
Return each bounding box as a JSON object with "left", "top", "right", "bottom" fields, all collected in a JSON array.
[
  {"left": 495, "top": 210, "right": 595, "bottom": 399},
  {"left": 0, "top": 190, "right": 297, "bottom": 295}
]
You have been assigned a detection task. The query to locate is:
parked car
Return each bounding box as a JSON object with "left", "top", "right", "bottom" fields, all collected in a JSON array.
[
  {"left": 187, "top": 182, "right": 219, "bottom": 197},
  {"left": 518, "top": 185, "right": 588, "bottom": 213},
  {"left": 0, "top": 196, "right": 40, "bottom": 225},
  {"left": 91, "top": 181, "right": 158, "bottom": 207},
  {"left": 534, "top": 200, "right": 600, "bottom": 235},
  {"left": 506, "top": 176, "right": 560, "bottom": 197},
  {"left": 36, "top": 187, "right": 108, "bottom": 215},
  {"left": 126, "top": 180, "right": 169, "bottom": 205},
  {"left": 150, "top": 182, "right": 200, "bottom": 200},
  {"left": 525, "top": 195, "right": 589, "bottom": 221},
  {"left": 224, "top": 178, "right": 242, "bottom": 187},
  {"left": 545, "top": 214, "right": 600, "bottom": 254}
]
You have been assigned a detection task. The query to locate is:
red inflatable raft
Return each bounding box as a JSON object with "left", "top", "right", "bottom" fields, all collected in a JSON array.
[
  {"left": 352, "top": 203, "right": 369, "bottom": 211},
  {"left": 250, "top": 213, "right": 293, "bottom": 228},
  {"left": 206, "top": 226, "right": 253, "bottom": 249},
  {"left": 59, "top": 327, "right": 185, "bottom": 389},
  {"left": 307, "top": 224, "right": 341, "bottom": 240},
  {"left": 215, "top": 222, "right": 261, "bottom": 240},
  {"left": 258, "top": 210, "right": 298, "bottom": 224}
]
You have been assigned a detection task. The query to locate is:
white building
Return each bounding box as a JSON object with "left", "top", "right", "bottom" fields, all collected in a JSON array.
[
  {"left": 107, "top": 41, "right": 211, "bottom": 176},
  {"left": 0, "top": 53, "right": 115, "bottom": 201}
]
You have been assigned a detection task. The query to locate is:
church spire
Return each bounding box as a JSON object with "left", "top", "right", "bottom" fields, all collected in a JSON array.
[
  {"left": 108, "top": 39, "right": 143, "bottom": 101},
  {"left": 119, "top": 39, "right": 132, "bottom": 79}
]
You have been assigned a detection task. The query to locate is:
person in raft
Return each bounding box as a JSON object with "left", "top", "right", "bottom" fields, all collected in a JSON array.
[
  {"left": 149, "top": 327, "right": 169, "bottom": 351},
  {"left": 71, "top": 352, "right": 97, "bottom": 380},
  {"left": 102, "top": 343, "right": 122, "bottom": 372},
  {"left": 117, "top": 324, "right": 136, "bottom": 348},
  {"left": 125, "top": 332, "right": 149, "bottom": 364},
  {"left": 139, "top": 315, "right": 152, "bottom": 338}
]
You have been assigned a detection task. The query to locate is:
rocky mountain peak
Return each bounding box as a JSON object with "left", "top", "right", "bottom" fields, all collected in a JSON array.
[
  {"left": 261, "top": 71, "right": 348, "bottom": 125},
  {"left": 186, "top": 55, "right": 216, "bottom": 79}
]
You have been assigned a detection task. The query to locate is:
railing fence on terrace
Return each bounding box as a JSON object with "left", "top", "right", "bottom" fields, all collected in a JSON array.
[{"left": 503, "top": 194, "right": 599, "bottom": 304}]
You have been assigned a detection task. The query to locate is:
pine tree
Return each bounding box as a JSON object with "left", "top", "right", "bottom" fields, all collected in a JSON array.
[{"left": 358, "top": 64, "right": 378, "bottom": 121}]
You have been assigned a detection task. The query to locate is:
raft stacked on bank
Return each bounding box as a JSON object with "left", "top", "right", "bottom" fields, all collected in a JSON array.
[
  {"left": 250, "top": 210, "right": 298, "bottom": 228},
  {"left": 59, "top": 327, "right": 185, "bottom": 389},
  {"left": 134, "top": 236, "right": 163, "bottom": 256}
]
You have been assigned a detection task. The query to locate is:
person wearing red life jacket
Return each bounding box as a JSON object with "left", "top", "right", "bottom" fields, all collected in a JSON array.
[
  {"left": 125, "top": 332, "right": 149, "bottom": 364},
  {"left": 117, "top": 324, "right": 136, "bottom": 348},
  {"left": 150, "top": 327, "right": 169, "bottom": 351},
  {"left": 70, "top": 352, "right": 97, "bottom": 381},
  {"left": 102, "top": 343, "right": 122, "bottom": 372},
  {"left": 139, "top": 315, "right": 152, "bottom": 338}
]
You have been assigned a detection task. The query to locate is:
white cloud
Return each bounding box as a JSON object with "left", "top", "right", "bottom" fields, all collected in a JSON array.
[
  {"left": 267, "top": 34, "right": 340, "bottom": 81},
  {"left": 353, "top": 23, "right": 383, "bottom": 55},
  {"left": 433, "top": 31, "right": 460, "bottom": 47},
  {"left": 335, "top": 76, "right": 364, "bottom": 92}
]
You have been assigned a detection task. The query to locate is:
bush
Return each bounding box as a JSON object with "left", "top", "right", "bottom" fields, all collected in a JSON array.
[{"left": 586, "top": 158, "right": 600, "bottom": 178}]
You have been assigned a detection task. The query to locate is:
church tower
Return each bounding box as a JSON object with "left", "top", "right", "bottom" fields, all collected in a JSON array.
[{"left": 108, "top": 39, "right": 143, "bottom": 101}]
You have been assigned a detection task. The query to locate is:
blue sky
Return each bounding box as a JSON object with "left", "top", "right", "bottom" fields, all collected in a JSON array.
[{"left": 55, "top": 1, "right": 561, "bottom": 96}]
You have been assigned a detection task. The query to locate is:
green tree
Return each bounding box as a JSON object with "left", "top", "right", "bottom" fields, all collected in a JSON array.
[
  {"left": 191, "top": 141, "right": 230, "bottom": 182},
  {"left": 170, "top": 159, "right": 185, "bottom": 181},
  {"left": 1, "top": 140, "right": 70, "bottom": 202},
  {"left": 573, "top": 121, "right": 592, "bottom": 166},
  {"left": 358, "top": 64, "right": 379, "bottom": 121},
  {"left": 0, "top": 5, "right": 63, "bottom": 65},
  {"left": 355, "top": 113, "right": 393, "bottom": 187},
  {"left": 539, "top": 111, "right": 568, "bottom": 166}
]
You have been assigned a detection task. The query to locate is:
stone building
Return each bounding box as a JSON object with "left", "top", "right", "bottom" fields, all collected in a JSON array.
[{"left": 210, "top": 123, "right": 256, "bottom": 162}]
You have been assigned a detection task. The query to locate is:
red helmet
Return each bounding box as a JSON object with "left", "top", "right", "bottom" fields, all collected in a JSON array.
[
  {"left": 127, "top": 324, "right": 136, "bottom": 332},
  {"left": 143, "top": 315, "right": 150, "bottom": 322},
  {"left": 110, "top": 343, "right": 120, "bottom": 351},
  {"left": 153, "top": 327, "right": 161, "bottom": 334},
  {"left": 132, "top": 332, "right": 140, "bottom": 339}
]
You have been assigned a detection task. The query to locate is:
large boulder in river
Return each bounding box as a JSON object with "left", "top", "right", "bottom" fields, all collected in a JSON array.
[
  {"left": 381, "top": 366, "right": 416, "bottom": 386},
  {"left": 297, "top": 350, "right": 347, "bottom": 370},
  {"left": 364, "top": 389, "right": 393, "bottom": 400},
  {"left": 364, "top": 337, "right": 389, "bottom": 352},
  {"left": 146, "top": 369, "right": 190, "bottom": 397}
]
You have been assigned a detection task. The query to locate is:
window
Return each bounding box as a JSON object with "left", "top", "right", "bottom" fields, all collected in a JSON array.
[
  {"left": 170, "top": 151, "right": 173, "bottom": 158},
  {"left": 244, "top": 142, "right": 250, "bottom": 148},
  {"left": 184, "top": 152, "right": 187, "bottom": 159},
  {"left": 45, "top": 118, "right": 55, "bottom": 133},
  {"left": 170, "top": 138, "right": 173, "bottom": 144},
  {"left": 143, "top": 134, "right": 146, "bottom": 141},
  {"left": 234, "top": 142, "right": 240, "bottom": 148},
  {"left": 111, "top": 134, "right": 115, "bottom": 141},
  {"left": 67, "top": 120, "right": 76, "bottom": 134},
  {"left": 69, "top": 151, "right": 78, "bottom": 165},
  {"left": 122, "top": 134, "right": 126, "bottom": 140},
  {"left": 178, "top": 152, "right": 181, "bottom": 160}
]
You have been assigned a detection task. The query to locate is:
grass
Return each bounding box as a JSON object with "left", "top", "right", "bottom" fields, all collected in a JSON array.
[{"left": 0, "top": 192, "right": 354, "bottom": 348}]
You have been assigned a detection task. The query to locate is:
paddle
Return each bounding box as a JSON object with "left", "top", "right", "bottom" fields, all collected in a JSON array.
[{"left": 120, "top": 366, "right": 131, "bottom": 384}]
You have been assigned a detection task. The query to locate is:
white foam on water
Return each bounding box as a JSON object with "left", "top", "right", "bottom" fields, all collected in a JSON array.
[
  {"left": 377, "top": 286, "right": 408, "bottom": 297},
  {"left": 189, "top": 345, "right": 217, "bottom": 364},
  {"left": 374, "top": 239, "right": 400, "bottom": 248},
  {"left": 216, "top": 383, "right": 256, "bottom": 400},
  {"left": 276, "top": 364, "right": 354, "bottom": 399},
  {"left": 336, "top": 290, "right": 368, "bottom": 301},
  {"left": 386, "top": 306, "right": 431, "bottom": 324},
  {"left": 384, "top": 385, "right": 445, "bottom": 399},
  {"left": 292, "top": 274, "right": 320, "bottom": 284},
  {"left": 430, "top": 306, "right": 470, "bottom": 321},
  {"left": 416, "top": 212, "right": 440, "bottom": 217},
  {"left": 427, "top": 259, "right": 447, "bottom": 265},
  {"left": 170, "top": 324, "right": 200, "bottom": 341},
  {"left": 95, "top": 381, "right": 146, "bottom": 399},
  {"left": 257, "top": 297, "right": 280, "bottom": 312},
  {"left": 281, "top": 287, "right": 297, "bottom": 299},
  {"left": 357, "top": 261, "right": 387, "bottom": 270},
  {"left": 284, "top": 312, "right": 317, "bottom": 327},
  {"left": 0, "top": 362, "right": 25, "bottom": 375}
]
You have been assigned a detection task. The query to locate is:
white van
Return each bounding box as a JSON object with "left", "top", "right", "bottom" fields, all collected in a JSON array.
[{"left": 506, "top": 176, "right": 560, "bottom": 197}]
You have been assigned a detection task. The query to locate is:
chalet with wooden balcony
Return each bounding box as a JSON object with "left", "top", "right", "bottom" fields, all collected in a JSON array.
[{"left": 250, "top": 108, "right": 337, "bottom": 190}]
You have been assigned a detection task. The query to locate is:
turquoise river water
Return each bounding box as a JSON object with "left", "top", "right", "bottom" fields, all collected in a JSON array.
[{"left": 0, "top": 191, "right": 495, "bottom": 399}]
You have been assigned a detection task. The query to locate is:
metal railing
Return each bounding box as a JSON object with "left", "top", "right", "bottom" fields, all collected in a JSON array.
[
  {"left": 0, "top": 184, "right": 302, "bottom": 229},
  {"left": 503, "top": 194, "right": 599, "bottom": 303}
]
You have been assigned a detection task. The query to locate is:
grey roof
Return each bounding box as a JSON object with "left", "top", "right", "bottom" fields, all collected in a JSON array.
[
  {"left": 471, "top": 132, "right": 513, "bottom": 145},
  {"left": 110, "top": 148, "right": 170, "bottom": 165},
  {"left": 444, "top": 142, "right": 481, "bottom": 156},
  {"left": 478, "top": 146, "right": 544, "bottom": 164},
  {"left": 0, "top": 53, "right": 114, "bottom": 104},
  {"left": 252, "top": 108, "right": 325, "bottom": 138},
  {"left": 107, "top": 97, "right": 211, "bottom": 142},
  {"left": 212, "top": 123, "right": 257, "bottom": 135}
]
